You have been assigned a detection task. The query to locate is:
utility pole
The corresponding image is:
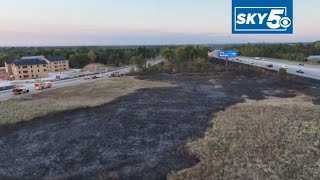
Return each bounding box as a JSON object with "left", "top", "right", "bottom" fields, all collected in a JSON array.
[
  {"left": 145, "top": 58, "right": 147, "bottom": 69},
  {"left": 225, "top": 57, "right": 229, "bottom": 71}
]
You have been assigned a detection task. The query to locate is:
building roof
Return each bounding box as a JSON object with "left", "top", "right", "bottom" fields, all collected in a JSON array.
[
  {"left": 4, "top": 58, "right": 16, "bottom": 64},
  {"left": 5, "top": 55, "right": 67, "bottom": 66},
  {"left": 21, "top": 55, "right": 45, "bottom": 60},
  {"left": 46, "top": 56, "right": 67, "bottom": 62},
  {"left": 13, "top": 59, "right": 48, "bottom": 66}
]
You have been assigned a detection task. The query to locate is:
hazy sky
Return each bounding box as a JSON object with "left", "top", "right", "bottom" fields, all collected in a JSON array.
[{"left": 0, "top": 0, "right": 319, "bottom": 46}]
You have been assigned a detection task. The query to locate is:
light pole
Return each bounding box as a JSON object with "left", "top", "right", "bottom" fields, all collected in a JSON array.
[{"left": 225, "top": 57, "right": 229, "bottom": 72}]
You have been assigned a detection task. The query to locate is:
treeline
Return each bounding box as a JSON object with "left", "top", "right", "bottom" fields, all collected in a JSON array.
[
  {"left": 0, "top": 46, "right": 160, "bottom": 68},
  {"left": 160, "top": 45, "right": 219, "bottom": 73},
  {"left": 225, "top": 41, "right": 320, "bottom": 62}
]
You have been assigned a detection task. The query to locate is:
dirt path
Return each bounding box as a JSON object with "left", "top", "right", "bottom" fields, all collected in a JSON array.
[{"left": 0, "top": 74, "right": 302, "bottom": 178}]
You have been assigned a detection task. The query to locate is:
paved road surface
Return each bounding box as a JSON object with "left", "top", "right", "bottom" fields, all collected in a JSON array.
[
  {"left": 225, "top": 56, "right": 320, "bottom": 80},
  {"left": 0, "top": 59, "right": 163, "bottom": 102}
]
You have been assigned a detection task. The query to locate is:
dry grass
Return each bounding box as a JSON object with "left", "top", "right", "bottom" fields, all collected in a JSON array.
[
  {"left": 0, "top": 76, "right": 172, "bottom": 125},
  {"left": 169, "top": 96, "right": 320, "bottom": 180}
]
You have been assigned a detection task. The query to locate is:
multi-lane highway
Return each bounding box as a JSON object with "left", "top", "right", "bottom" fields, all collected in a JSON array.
[
  {"left": 226, "top": 56, "right": 320, "bottom": 80},
  {"left": 0, "top": 59, "right": 163, "bottom": 102}
]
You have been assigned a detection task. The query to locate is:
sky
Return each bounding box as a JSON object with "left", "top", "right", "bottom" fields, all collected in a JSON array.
[{"left": 0, "top": 0, "right": 319, "bottom": 46}]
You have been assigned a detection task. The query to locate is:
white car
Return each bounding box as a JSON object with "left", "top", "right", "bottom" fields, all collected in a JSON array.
[
  {"left": 96, "top": 74, "right": 105, "bottom": 78},
  {"left": 255, "top": 57, "right": 260, "bottom": 60}
]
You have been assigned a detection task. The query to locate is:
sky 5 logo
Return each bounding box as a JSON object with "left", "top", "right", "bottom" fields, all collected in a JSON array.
[{"left": 232, "top": 0, "right": 293, "bottom": 34}]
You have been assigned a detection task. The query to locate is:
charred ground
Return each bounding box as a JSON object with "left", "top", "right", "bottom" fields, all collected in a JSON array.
[{"left": 0, "top": 73, "right": 315, "bottom": 179}]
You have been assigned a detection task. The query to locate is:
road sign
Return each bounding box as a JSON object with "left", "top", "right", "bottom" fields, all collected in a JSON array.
[{"left": 219, "top": 51, "right": 238, "bottom": 58}]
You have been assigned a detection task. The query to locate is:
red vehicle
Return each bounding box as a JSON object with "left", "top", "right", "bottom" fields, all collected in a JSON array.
[{"left": 35, "top": 82, "right": 53, "bottom": 90}]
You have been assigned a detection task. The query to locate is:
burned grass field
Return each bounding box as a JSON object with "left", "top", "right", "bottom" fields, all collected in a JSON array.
[
  {"left": 0, "top": 73, "right": 319, "bottom": 179},
  {"left": 170, "top": 99, "right": 320, "bottom": 180}
]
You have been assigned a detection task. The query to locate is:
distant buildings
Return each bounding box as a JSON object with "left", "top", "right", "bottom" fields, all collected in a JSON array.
[
  {"left": 4, "top": 55, "right": 69, "bottom": 80},
  {"left": 308, "top": 55, "right": 320, "bottom": 63}
]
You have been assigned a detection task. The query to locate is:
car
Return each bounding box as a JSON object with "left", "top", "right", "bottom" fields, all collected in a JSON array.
[
  {"left": 265, "top": 64, "right": 273, "bottom": 68},
  {"left": 255, "top": 57, "right": 260, "bottom": 60},
  {"left": 84, "top": 76, "right": 90, "bottom": 80},
  {"left": 12, "top": 87, "right": 29, "bottom": 95},
  {"left": 282, "top": 65, "right": 288, "bottom": 69},
  {"left": 96, "top": 74, "right": 105, "bottom": 78},
  {"left": 296, "top": 70, "right": 304, "bottom": 74}
]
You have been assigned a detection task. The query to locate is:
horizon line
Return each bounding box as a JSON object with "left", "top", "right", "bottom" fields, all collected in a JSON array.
[{"left": 0, "top": 41, "right": 316, "bottom": 48}]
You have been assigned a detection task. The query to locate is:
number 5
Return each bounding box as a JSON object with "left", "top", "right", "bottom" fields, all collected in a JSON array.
[{"left": 267, "top": 9, "right": 284, "bottom": 29}]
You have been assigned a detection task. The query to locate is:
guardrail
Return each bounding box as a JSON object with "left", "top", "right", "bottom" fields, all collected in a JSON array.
[
  {"left": 291, "top": 72, "right": 320, "bottom": 80},
  {"left": 0, "top": 85, "right": 16, "bottom": 92},
  {"left": 226, "top": 58, "right": 320, "bottom": 81},
  {"left": 213, "top": 57, "right": 320, "bottom": 82}
]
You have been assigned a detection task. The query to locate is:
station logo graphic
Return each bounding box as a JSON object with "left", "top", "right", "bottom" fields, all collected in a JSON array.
[{"left": 232, "top": 0, "right": 293, "bottom": 34}]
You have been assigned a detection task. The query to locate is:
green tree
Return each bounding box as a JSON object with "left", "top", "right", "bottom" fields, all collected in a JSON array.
[
  {"left": 132, "top": 54, "right": 145, "bottom": 69},
  {"left": 87, "top": 50, "right": 97, "bottom": 63},
  {"left": 194, "top": 57, "right": 206, "bottom": 71},
  {"left": 175, "top": 47, "right": 189, "bottom": 63},
  {"left": 69, "top": 53, "right": 90, "bottom": 68},
  {"left": 110, "top": 51, "right": 121, "bottom": 67},
  {"left": 226, "top": 42, "right": 320, "bottom": 62},
  {"left": 278, "top": 68, "right": 288, "bottom": 80},
  {"left": 161, "top": 48, "right": 175, "bottom": 70}
]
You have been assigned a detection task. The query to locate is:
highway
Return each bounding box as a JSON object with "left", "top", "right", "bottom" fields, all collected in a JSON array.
[
  {"left": 0, "top": 59, "right": 163, "bottom": 102},
  {"left": 225, "top": 56, "right": 320, "bottom": 80}
]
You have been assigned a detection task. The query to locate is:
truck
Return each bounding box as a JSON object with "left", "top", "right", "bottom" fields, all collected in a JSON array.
[
  {"left": 109, "top": 71, "right": 124, "bottom": 78},
  {"left": 12, "top": 86, "right": 29, "bottom": 95},
  {"left": 35, "top": 82, "right": 53, "bottom": 90}
]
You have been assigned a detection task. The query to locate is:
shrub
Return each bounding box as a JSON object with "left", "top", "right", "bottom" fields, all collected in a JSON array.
[{"left": 278, "top": 68, "right": 288, "bottom": 80}]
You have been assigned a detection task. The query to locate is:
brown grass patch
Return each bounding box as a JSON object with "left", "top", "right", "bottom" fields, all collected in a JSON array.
[
  {"left": 0, "top": 76, "right": 172, "bottom": 125},
  {"left": 169, "top": 96, "right": 320, "bottom": 179}
]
